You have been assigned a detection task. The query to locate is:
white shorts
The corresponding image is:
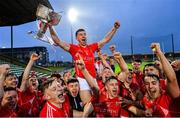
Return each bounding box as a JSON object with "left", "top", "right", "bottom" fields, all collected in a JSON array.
[{"left": 77, "top": 77, "right": 97, "bottom": 91}]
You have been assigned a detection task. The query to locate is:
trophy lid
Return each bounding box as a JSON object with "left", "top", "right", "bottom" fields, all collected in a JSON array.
[{"left": 36, "top": 4, "right": 53, "bottom": 20}]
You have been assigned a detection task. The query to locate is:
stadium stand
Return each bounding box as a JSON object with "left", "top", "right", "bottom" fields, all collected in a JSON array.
[{"left": 0, "top": 55, "right": 52, "bottom": 78}]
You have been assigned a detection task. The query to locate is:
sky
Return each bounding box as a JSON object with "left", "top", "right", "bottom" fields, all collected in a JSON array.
[{"left": 0, "top": 0, "right": 180, "bottom": 62}]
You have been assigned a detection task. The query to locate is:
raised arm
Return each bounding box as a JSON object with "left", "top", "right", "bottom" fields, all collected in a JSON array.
[
  {"left": 20, "top": 53, "right": 40, "bottom": 92},
  {"left": 48, "top": 25, "right": 70, "bottom": 51},
  {"left": 75, "top": 55, "right": 99, "bottom": 94},
  {"left": 0, "top": 64, "right": 10, "bottom": 98},
  {"left": 97, "top": 49, "right": 115, "bottom": 76},
  {"left": 151, "top": 43, "right": 180, "bottom": 98},
  {"left": 98, "top": 21, "right": 120, "bottom": 48},
  {"left": 171, "top": 60, "right": 180, "bottom": 71},
  {"left": 113, "top": 52, "right": 129, "bottom": 82}
]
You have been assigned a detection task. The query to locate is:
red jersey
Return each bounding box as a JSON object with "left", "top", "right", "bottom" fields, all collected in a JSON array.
[
  {"left": 40, "top": 95, "right": 70, "bottom": 117},
  {"left": 18, "top": 87, "right": 44, "bottom": 116},
  {"left": 0, "top": 108, "right": 18, "bottom": 117},
  {"left": 96, "top": 79, "right": 105, "bottom": 90},
  {"left": 169, "top": 96, "right": 180, "bottom": 117},
  {"left": 69, "top": 43, "right": 98, "bottom": 78},
  {"left": 119, "top": 82, "right": 138, "bottom": 117},
  {"left": 91, "top": 90, "right": 122, "bottom": 117},
  {"left": 141, "top": 91, "right": 172, "bottom": 117},
  {"left": 119, "top": 82, "right": 139, "bottom": 100},
  {"left": 159, "top": 79, "right": 166, "bottom": 90},
  {"left": 0, "top": 89, "right": 20, "bottom": 117},
  {"left": 132, "top": 72, "right": 144, "bottom": 90}
]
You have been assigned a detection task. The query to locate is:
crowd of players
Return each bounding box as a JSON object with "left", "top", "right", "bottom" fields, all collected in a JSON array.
[
  {"left": 0, "top": 43, "right": 180, "bottom": 117},
  {"left": 0, "top": 21, "right": 180, "bottom": 117}
]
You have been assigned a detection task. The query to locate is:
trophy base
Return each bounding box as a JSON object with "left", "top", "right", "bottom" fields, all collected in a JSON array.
[{"left": 27, "top": 31, "right": 55, "bottom": 45}]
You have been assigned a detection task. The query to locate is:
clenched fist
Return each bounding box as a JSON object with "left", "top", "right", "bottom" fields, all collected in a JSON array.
[
  {"left": 114, "top": 21, "right": 120, "bottom": 29},
  {"left": 31, "top": 53, "right": 41, "bottom": 61},
  {"left": 113, "top": 52, "right": 122, "bottom": 61},
  {"left": 0, "top": 64, "right": 10, "bottom": 75},
  {"left": 171, "top": 60, "right": 180, "bottom": 71},
  {"left": 150, "top": 43, "right": 161, "bottom": 54}
]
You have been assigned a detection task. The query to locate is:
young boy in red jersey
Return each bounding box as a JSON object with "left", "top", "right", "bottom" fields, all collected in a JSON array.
[
  {"left": 17, "top": 53, "right": 44, "bottom": 117},
  {"left": 40, "top": 78, "right": 70, "bottom": 117},
  {"left": 75, "top": 57, "right": 122, "bottom": 117},
  {"left": 0, "top": 87, "right": 18, "bottom": 117}
]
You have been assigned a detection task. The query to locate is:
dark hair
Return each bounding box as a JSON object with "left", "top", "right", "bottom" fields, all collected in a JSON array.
[
  {"left": 103, "top": 67, "right": 110, "bottom": 70},
  {"left": 17, "top": 72, "right": 24, "bottom": 88},
  {"left": 4, "top": 87, "right": 17, "bottom": 92},
  {"left": 143, "top": 63, "right": 161, "bottom": 74},
  {"left": 58, "top": 78, "right": 65, "bottom": 86},
  {"left": 104, "top": 76, "right": 117, "bottom": 84},
  {"left": 175, "top": 70, "right": 180, "bottom": 87},
  {"left": 144, "top": 74, "right": 160, "bottom": 81},
  {"left": 67, "top": 78, "right": 79, "bottom": 85},
  {"left": 63, "top": 71, "right": 69, "bottom": 77},
  {"left": 133, "top": 59, "right": 142, "bottom": 63},
  {"left": 75, "top": 29, "right": 85, "bottom": 37},
  {"left": 128, "top": 69, "right": 133, "bottom": 71},
  {"left": 5, "top": 73, "right": 17, "bottom": 80},
  {"left": 128, "top": 69, "right": 133, "bottom": 74},
  {"left": 51, "top": 73, "right": 61, "bottom": 78},
  {"left": 41, "top": 79, "right": 55, "bottom": 93}
]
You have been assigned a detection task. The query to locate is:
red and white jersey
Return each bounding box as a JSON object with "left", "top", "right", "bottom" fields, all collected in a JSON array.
[
  {"left": 141, "top": 91, "right": 172, "bottom": 117},
  {"left": 119, "top": 82, "right": 138, "bottom": 117},
  {"left": 0, "top": 108, "right": 18, "bottom": 117},
  {"left": 39, "top": 95, "right": 70, "bottom": 117},
  {"left": 132, "top": 72, "right": 144, "bottom": 93},
  {"left": 95, "top": 60, "right": 104, "bottom": 74},
  {"left": 18, "top": 87, "right": 44, "bottom": 116},
  {"left": 96, "top": 79, "right": 105, "bottom": 90},
  {"left": 91, "top": 90, "right": 122, "bottom": 117},
  {"left": 69, "top": 43, "right": 98, "bottom": 78}
]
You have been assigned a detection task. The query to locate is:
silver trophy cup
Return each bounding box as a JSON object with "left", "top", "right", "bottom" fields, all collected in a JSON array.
[{"left": 28, "top": 4, "right": 61, "bottom": 44}]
